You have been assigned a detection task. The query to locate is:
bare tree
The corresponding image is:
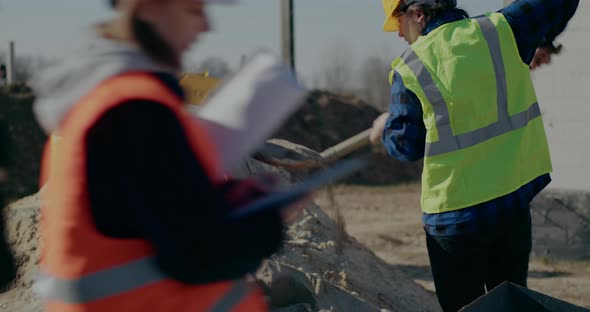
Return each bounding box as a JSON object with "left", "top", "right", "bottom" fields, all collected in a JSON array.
[
  {"left": 320, "top": 42, "right": 355, "bottom": 92},
  {"left": 0, "top": 52, "right": 54, "bottom": 84},
  {"left": 310, "top": 72, "right": 323, "bottom": 90},
  {"left": 360, "top": 55, "right": 393, "bottom": 111}
]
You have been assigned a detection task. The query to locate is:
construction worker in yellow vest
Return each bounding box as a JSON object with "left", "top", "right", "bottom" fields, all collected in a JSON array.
[{"left": 370, "top": 0, "right": 580, "bottom": 311}]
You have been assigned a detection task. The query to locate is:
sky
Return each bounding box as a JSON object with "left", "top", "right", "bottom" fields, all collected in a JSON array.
[{"left": 0, "top": 0, "right": 502, "bottom": 83}]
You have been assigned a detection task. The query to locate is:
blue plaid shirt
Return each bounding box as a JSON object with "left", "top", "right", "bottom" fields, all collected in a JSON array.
[{"left": 382, "top": 0, "right": 580, "bottom": 236}]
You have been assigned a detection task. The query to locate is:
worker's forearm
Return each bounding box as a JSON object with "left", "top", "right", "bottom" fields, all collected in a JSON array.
[
  {"left": 384, "top": 73, "right": 427, "bottom": 162},
  {"left": 382, "top": 122, "right": 426, "bottom": 162},
  {"left": 382, "top": 104, "right": 426, "bottom": 162}
]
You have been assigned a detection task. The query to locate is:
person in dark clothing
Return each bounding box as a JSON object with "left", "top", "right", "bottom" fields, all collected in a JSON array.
[
  {"left": 32, "top": 0, "right": 304, "bottom": 310},
  {"left": 373, "top": 0, "right": 580, "bottom": 311}
]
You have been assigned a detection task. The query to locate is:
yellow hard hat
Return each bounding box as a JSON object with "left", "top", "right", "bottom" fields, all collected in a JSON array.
[{"left": 382, "top": 0, "right": 402, "bottom": 32}]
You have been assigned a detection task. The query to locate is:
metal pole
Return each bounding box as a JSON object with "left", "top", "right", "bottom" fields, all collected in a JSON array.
[
  {"left": 281, "top": 0, "right": 295, "bottom": 74},
  {"left": 7, "top": 41, "right": 15, "bottom": 84}
]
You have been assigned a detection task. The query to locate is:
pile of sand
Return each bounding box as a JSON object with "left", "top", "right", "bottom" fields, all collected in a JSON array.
[
  {"left": 0, "top": 141, "right": 438, "bottom": 312},
  {"left": 0, "top": 88, "right": 430, "bottom": 311}
]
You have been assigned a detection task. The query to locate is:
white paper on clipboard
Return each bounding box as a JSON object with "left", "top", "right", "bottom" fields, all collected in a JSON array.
[
  {"left": 193, "top": 51, "right": 307, "bottom": 172},
  {"left": 228, "top": 158, "right": 367, "bottom": 220}
]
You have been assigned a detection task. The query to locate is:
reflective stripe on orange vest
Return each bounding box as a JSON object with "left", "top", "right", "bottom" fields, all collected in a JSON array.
[
  {"left": 35, "top": 257, "right": 165, "bottom": 303},
  {"left": 36, "top": 257, "right": 250, "bottom": 311}
]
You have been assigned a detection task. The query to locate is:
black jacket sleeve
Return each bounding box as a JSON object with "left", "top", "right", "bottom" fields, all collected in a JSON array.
[{"left": 85, "top": 101, "right": 284, "bottom": 284}]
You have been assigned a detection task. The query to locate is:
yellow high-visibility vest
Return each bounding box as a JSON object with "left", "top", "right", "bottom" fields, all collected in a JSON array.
[{"left": 390, "top": 13, "right": 552, "bottom": 214}]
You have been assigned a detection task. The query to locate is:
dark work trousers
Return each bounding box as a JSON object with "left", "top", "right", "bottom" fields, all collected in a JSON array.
[{"left": 426, "top": 210, "right": 532, "bottom": 312}]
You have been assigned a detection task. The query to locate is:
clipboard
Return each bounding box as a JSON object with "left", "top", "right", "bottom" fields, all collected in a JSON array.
[{"left": 195, "top": 51, "right": 307, "bottom": 172}]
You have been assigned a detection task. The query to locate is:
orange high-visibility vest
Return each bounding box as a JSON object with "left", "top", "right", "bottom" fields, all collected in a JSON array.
[{"left": 36, "top": 73, "right": 268, "bottom": 312}]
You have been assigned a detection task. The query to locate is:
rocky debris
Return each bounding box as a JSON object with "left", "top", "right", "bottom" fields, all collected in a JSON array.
[
  {"left": 531, "top": 190, "right": 590, "bottom": 260},
  {"left": 256, "top": 204, "right": 441, "bottom": 312},
  {"left": 1, "top": 193, "right": 42, "bottom": 312},
  {"left": 244, "top": 144, "right": 440, "bottom": 312}
]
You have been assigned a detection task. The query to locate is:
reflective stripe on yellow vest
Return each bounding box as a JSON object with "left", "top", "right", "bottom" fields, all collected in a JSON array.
[
  {"left": 390, "top": 13, "right": 552, "bottom": 214},
  {"left": 35, "top": 257, "right": 248, "bottom": 311}
]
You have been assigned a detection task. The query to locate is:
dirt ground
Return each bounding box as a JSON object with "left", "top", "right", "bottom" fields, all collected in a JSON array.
[{"left": 315, "top": 184, "right": 590, "bottom": 309}]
